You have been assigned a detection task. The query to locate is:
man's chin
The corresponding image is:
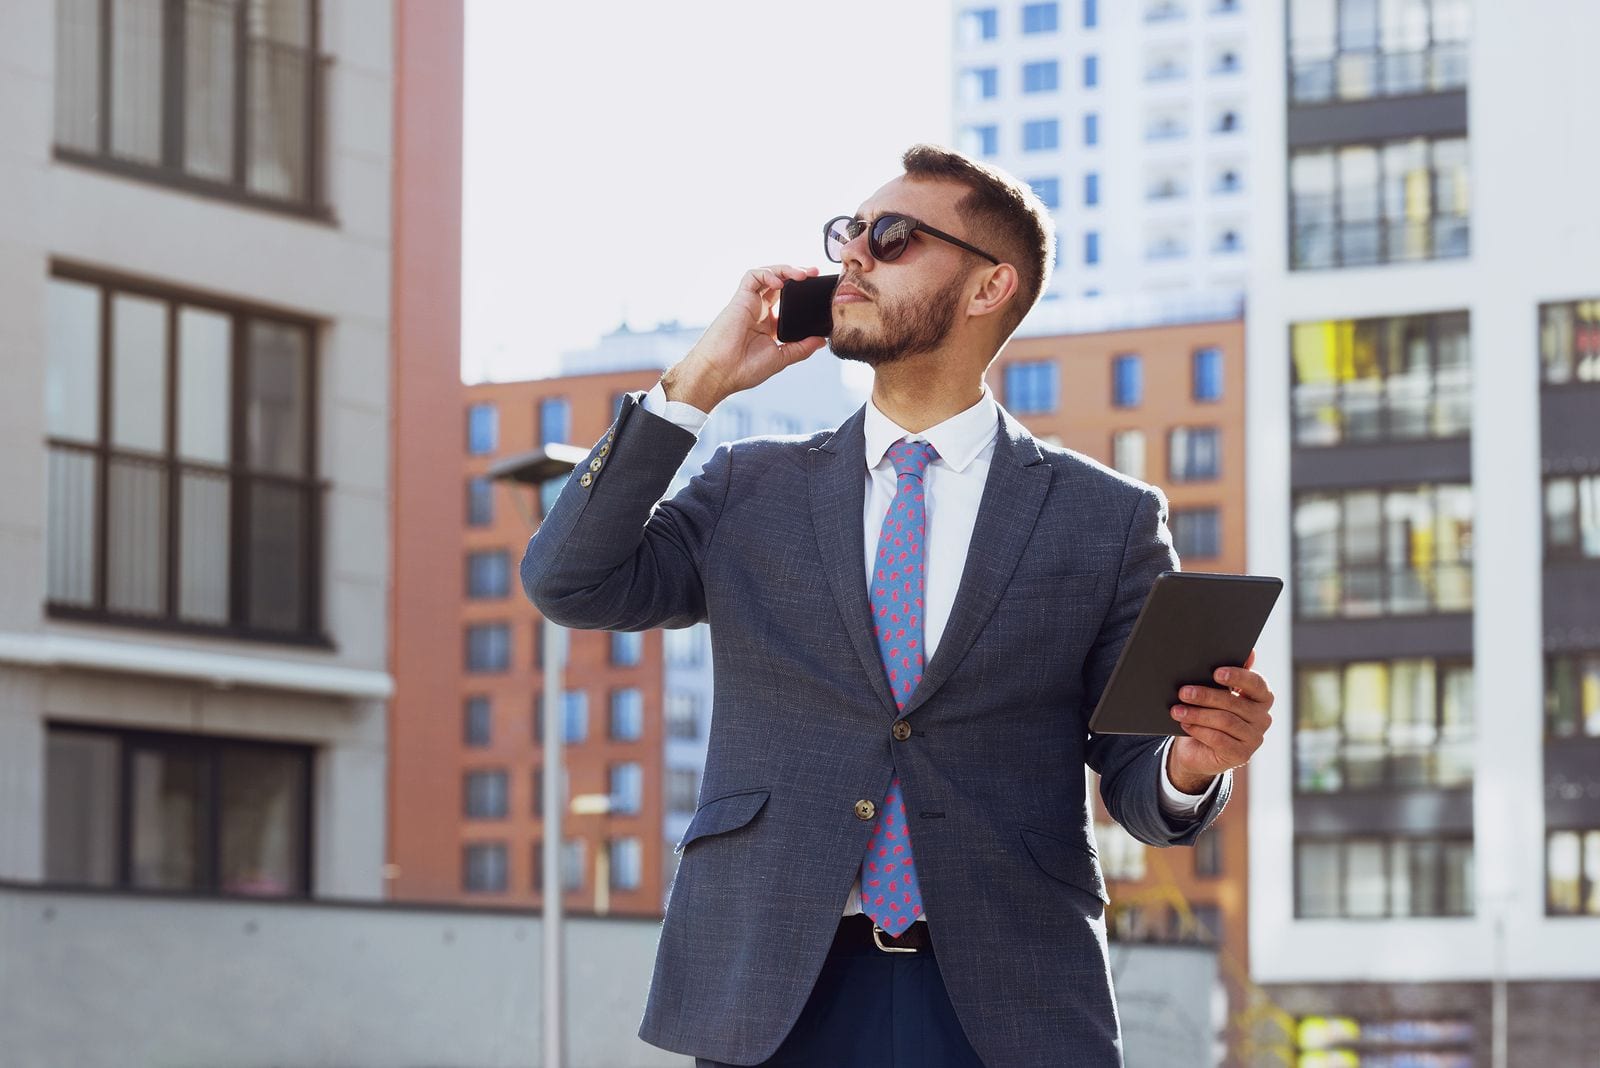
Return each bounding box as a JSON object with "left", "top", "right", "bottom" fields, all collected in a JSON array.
[{"left": 830, "top": 326, "right": 903, "bottom": 368}]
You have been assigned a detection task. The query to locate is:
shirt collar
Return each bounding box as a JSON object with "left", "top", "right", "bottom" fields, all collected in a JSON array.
[{"left": 863, "top": 385, "right": 999, "bottom": 474}]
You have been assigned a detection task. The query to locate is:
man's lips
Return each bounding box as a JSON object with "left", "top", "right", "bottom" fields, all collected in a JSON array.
[{"left": 834, "top": 282, "right": 871, "bottom": 304}]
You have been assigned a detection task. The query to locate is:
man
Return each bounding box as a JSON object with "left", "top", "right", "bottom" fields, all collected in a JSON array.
[{"left": 522, "top": 145, "right": 1274, "bottom": 1067}]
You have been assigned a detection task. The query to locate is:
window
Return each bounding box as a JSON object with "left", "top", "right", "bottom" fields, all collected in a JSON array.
[
  {"left": 464, "top": 770, "right": 509, "bottom": 819},
  {"left": 1171, "top": 509, "right": 1221, "bottom": 559},
  {"left": 1294, "top": 485, "right": 1474, "bottom": 618},
  {"left": 608, "top": 837, "right": 643, "bottom": 891},
  {"left": 464, "top": 696, "right": 492, "bottom": 747},
  {"left": 1195, "top": 828, "right": 1223, "bottom": 877},
  {"left": 561, "top": 838, "right": 586, "bottom": 892},
  {"left": 43, "top": 274, "right": 322, "bottom": 642},
  {"left": 666, "top": 692, "right": 700, "bottom": 740},
  {"left": 1168, "top": 427, "right": 1220, "bottom": 481},
  {"left": 668, "top": 768, "right": 700, "bottom": 813},
  {"left": 45, "top": 726, "right": 310, "bottom": 897},
  {"left": 1295, "top": 659, "right": 1474, "bottom": 792},
  {"left": 1022, "top": 2, "right": 1059, "bottom": 33},
  {"left": 1022, "top": 118, "right": 1060, "bottom": 152},
  {"left": 1295, "top": 836, "right": 1473, "bottom": 917},
  {"left": 466, "top": 550, "right": 510, "bottom": 599},
  {"left": 610, "top": 630, "right": 643, "bottom": 666},
  {"left": 1290, "top": 136, "right": 1470, "bottom": 270},
  {"left": 1191, "top": 904, "right": 1222, "bottom": 944},
  {"left": 1084, "top": 112, "right": 1100, "bottom": 145},
  {"left": 665, "top": 624, "right": 708, "bottom": 666},
  {"left": 468, "top": 403, "right": 498, "bottom": 455},
  {"left": 1541, "top": 299, "right": 1600, "bottom": 384},
  {"left": 530, "top": 768, "right": 543, "bottom": 817},
  {"left": 1295, "top": 1014, "right": 1476, "bottom": 1064},
  {"left": 1085, "top": 230, "right": 1100, "bottom": 265},
  {"left": 1291, "top": 312, "right": 1471, "bottom": 445},
  {"left": 466, "top": 477, "right": 494, "bottom": 527},
  {"left": 465, "top": 623, "right": 511, "bottom": 673},
  {"left": 1095, "top": 821, "right": 1146, "bottom": 880},
  {"left": 1111, "top": 430, "right": 1146, "bottom": 480},
  {"left": 1288, "top": 0, "right": 1471, "bottom": 104},
  {"left": 1112, "top": 354, "right": 1142, "bottom": 407},
  {"left": 562, "top": 690, "right": 589, "bottom": 744},
  {"left": 1084, "top": 0, "right": 1098, "bottom": 27},
  {"left": 1193, "top": 347, "right": 1224, "bottom": 401},
  {"left": 1076, "top": 173, "right": 1098, "bottom": 209},
  {"left": 538, "top": 396, "right": 571, "bottom": 447},
  {"left": 1029, "top": 177, "right": 1061, "bottom": 209},
  {"left": 463, "top": 842, "right": 508, "bottom": 893},
  {"left": 1022, "top": 60, "right": 1058, "bottom": 93},
  {"left": 1547, "top": 830, "right": 1600, "bottom": 915},
  {"left": 964, "top": 6, "right": 999, "bottom": 40},
  {"left": 609, "top": 762, "right": 643, "bottom": 815},
  {"left": 1083, "top": 54, "right": 1099, "bottom": 87},
  {"left": 965, "top": 124, "right": 1000, "bottom": 157},
  {"left": 1545, "top": 476, "right": 1600, "bottom": 560},
  {"left": 1003, "top": 361, "right": 1060, "bottom": 414},
  {"left": 53, "top": 0, "right": 324, "bottom": 209},
  {"left": 1546, "top": 654, "right": 1600, "bottom": 739},
  {"left": 967, "top": 66, "right": 999, "bottom": 99},
  {"left": 610, "top": 688, "right": 644, "bottom": 742}
]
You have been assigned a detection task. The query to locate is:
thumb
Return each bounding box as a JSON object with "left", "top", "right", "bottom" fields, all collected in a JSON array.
[{"left": 776, "top": 335, "right": 828, "bottom": 365}]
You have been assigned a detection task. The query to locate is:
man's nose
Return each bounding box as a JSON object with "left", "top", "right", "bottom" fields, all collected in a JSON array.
[{"left": 840, "top": 227, "right": 873, "bottom": 274}]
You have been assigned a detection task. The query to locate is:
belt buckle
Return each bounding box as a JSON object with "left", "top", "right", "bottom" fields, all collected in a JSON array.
[{"left": 871, "top": 923, "right": 919, "bottom": 954}]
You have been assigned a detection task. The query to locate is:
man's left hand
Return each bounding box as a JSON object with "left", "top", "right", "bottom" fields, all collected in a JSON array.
[{"left": 1167, "top": 649, "right": 1274, "bottom": 794}]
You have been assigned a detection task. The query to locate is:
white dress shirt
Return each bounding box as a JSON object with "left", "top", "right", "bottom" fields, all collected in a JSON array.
[{"left": 641, "top": 383, "right": 1218, "bottom": 921}]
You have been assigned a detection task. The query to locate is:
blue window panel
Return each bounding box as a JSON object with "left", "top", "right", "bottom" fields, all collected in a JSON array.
[
  {"left": 1193, "top": 346, "right": 1224, "bottom": 401},
  {"left": 562, "top": 690, "right": 588, "bottom": 744},
  {"left": 1083, "top": 0, "right": 1098, "bottom": 28},
  {"left": 467, "top": 403, "right": 497, "bottom": 455},
  {"left": 971, "top": 7, "right": 999, "bottom": 39},
  {"left": 465, "top": 623, "right": 510, "bottom": 673},
  {"left": 466, "top": 550, "right": 511, "bottom": 598},
  {"left": 1022, "top": 118, "right": 1060, "bottom": 151},
  {"left": 1003, "top": 361, "right": 1060, "bottom": 415},
  {"left": 1172, "top": 509, "right": 1222, "bottom": 559},
  {"left": 1084, "top": 171, "right": 1100, "bottom": 206},
  {"left": 1085, "top": 230, "right": 1100, "bottom": 265},
  {"left": 1113, "top": 354, "right": 1143, "bottom": 408},
  {"left": 466, "top": 476, "right": 494, "bottom": 526},
  {"left": 610, "top": 688, "right": 643, "bottom": 741},
  {"left": 1084, "top": 54, "right": 1099, "bottom": 87},
  {"left": 1022, "top": 2, "right": 1059, "bottom": 33},
  {"left": 973, "top": 66, "right": 999, "bottom": 97},
  {"left": 1029, "top": 177, "right": 1061, "bottom": 209},
  {"left": 539, "top": 396, "right": 571, "bottom": 447},
  {"left": 1084, "top": 112, "right": 1099, "bottom": 145},
  {"left": 610, "top": 630, "right": 642, "bottom": 666},
  {"left": 972, "top": 124, "right": 999, "bottom": 156},
  {"left": 1022, "top": 60, "right": 1059, "bottom": 93},
  {"left": 609, "top": 763, "right": 643, "bottom": 814},
  {"left": 464, "top": 696, "right": 492, "bottom": 747}
]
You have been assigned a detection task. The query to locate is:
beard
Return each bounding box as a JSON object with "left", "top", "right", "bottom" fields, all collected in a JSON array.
[{"left": 829, "top": 271, "right": 967, "bottom": 367}]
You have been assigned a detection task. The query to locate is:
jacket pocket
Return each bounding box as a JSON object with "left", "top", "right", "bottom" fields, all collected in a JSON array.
[
  {"left": 674, "top": 788, "right": 770, "bottom": 855},
  {"left": 1020, "top": 826, "right": 1111, "bottom": 905}
]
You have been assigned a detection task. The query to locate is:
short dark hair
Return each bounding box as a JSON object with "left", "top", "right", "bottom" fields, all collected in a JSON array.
[{"left": 901, "top": 143, "right": 1055, "bottom": 336}]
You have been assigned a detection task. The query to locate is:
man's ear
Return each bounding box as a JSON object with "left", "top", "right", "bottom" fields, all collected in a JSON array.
[{"left": 967, "top": 263, "right": 1019, "bottom": 322}]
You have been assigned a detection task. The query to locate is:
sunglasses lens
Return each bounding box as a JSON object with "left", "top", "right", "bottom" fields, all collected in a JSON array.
[
  {"left": 871, "top": 215, "right": 914, "bottom": 261},
  {"left": 823, "top": 217, "right": 860, "bottom": 263}
]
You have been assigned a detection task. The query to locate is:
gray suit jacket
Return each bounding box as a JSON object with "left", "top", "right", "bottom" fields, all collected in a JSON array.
[{"left": 522, "top": 393, "right": 1230, "bottom": 1066}]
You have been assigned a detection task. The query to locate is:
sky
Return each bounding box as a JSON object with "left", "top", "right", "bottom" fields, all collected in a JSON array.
[{"left": 461, "top": 0, "right": 953, "bottom": 383}]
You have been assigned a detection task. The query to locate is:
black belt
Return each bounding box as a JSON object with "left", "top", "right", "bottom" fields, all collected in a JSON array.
[{"left": 835, "top": 913, "right": 932, "bottom": 954}]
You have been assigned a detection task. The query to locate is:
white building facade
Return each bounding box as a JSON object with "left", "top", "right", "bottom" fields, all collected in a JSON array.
[
  {"left": 951, "top": 0, "right": 1252, "bottom": 308},
  {"left": 1244, "top": 0, "right": 1600, "bottom": 1063}
]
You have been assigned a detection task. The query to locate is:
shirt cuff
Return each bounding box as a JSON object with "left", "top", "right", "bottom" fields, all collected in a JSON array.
[
  {"left": 1157, "top": 737, "right": 1220, "bottom": 819},
  {"left": 642, "top": 382, "right": 711, "bottom": 434}
]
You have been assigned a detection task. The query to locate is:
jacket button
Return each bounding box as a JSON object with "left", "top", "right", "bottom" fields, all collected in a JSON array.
[
  {"left": 589, "top": 457, "right": 604, "bottom": 472},
  {"left": 892, "top": 720, "right": 912, "bottom": 741},
  {"left": 854, "top": 799, "right": 876, "bottom": 821},
  {"left": 598, "top": 442, "right": 610, "bottom": 456},
  {"left": 579, "top": 472, "right": 593, "bottom": 488}
]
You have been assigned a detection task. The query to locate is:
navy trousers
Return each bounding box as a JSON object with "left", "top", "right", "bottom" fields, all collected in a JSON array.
[{"left": 695, "top": 918, "right": 986, "bottom": 1068}]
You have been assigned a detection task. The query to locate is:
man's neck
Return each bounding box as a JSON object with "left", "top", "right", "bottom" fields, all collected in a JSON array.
[{"left": 869, "top": 354, "right": 987, "bottom": 434}]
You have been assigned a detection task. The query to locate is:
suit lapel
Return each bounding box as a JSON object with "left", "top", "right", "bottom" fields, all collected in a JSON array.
[
  {"left": 898, "top": 405, "right": 1052, "bottom": 718},
  {"left": 809, "top": 406, "right": 901, "bottom": 718}
]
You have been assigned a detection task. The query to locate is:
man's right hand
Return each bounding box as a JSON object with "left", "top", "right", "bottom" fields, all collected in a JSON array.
[{"left": 660, "top": 265, "right": 830, "bottom": 412}]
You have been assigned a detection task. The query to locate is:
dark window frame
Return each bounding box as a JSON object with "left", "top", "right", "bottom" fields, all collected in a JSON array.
[
  {"left": 1286, "top": 0, "right": 1470, "bottom": 106},
  {"left": 462, "top": 840, "right": 509, "bottom": 894},
  {"left": 1293, "top": 833, "right": 1475, "bottom": 918},
  {"left": 1170, "top": 507, "right": 1222, "bottom": 560},
  {"left": 1539, "top": 298, "right": 1600, "bottom": 386},
  {"left": 44, "top": 722, "right": 314, "bottom": 899},
  {"left": 1546, "top": 828, "right": 1600, "bottom": 917},
  {"left": 1545, "top": 653, "right": 1600, "bottom": 740},
  {"left": 52, "top": 0, "right": 330, "bottom": 220},
  {"left": 44, "top": 264, "right": 328, "bottom": 647}
]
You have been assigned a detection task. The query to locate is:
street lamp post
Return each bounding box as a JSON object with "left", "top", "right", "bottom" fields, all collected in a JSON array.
[{"left": 488, "top": 443, "right": 587, "bottom": 1068}]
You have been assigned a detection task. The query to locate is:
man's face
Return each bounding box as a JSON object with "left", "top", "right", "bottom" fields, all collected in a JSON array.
[{"left": 828, "top": 176, "right": 982, "bottom": 368}]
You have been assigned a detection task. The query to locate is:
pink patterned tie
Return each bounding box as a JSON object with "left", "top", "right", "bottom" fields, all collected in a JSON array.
[{"left": 860, "top": 440, "right": 937, "bottom": 935}]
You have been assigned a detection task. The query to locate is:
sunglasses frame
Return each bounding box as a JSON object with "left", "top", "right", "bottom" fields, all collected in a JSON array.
[{"left": 823, "top": 213, "right": 1001, "bottom": 266}]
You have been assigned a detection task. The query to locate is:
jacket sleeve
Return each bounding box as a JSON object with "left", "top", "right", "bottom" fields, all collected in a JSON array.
[
  {"left": 1083, "top": 485, "right": 1232, "bottom": 846},
  {"left": 520, "top": 392, "right": 731, "bottom": 632}
]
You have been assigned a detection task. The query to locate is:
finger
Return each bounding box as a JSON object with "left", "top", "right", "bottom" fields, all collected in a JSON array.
[
  {"left": 777, "top": 336, "right": 828, "bottom": 363},
  {"left": 740, "top": 265, "right": 811, "bottom": 295},
  {"left": 1213, "top": 665, "right": 1272, "bottom": 705},
  {"left": 1182, "top": 683, "right": 1259, "bottom": 721},
  {"left": 1172, "top": 721, "right": 1250, "bottom": 764},
  {"left": 1172, "top": 704, "right": 1257, "bottom": 746},
  {"left": 1244, "top": 648, "right": 1257, "bottom": 670}
]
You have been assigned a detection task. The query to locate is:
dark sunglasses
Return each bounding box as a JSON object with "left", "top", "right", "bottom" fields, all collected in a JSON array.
[{"left": 823, "top": 213, "right": 1001, "bottom": 266}]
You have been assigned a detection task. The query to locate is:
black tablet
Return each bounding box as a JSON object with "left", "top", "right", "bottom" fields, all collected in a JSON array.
[{"left": 1087, "top": 571, "right": 1283, "bottom": 737}]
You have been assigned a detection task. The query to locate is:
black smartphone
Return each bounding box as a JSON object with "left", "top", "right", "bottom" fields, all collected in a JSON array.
[{"left": 776, "top": 274, "right": 840, "bottom": 343}]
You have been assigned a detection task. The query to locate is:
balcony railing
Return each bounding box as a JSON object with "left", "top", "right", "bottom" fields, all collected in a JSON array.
[
  {"left": 1292, "top": 373, "right": 1471, "bottom": 446},
  {"left": 1291, "top": 42, "right": 1470, "bottom": 105},
  {"left": 1296, "top": 736, "right": 1474, "bottom": 793},
  {"left": 1292, "top": 193, "right": 1470, "bottom": 270},
  {"left": 1295, "top": 562, "right": 1474, "bottom": 619}
]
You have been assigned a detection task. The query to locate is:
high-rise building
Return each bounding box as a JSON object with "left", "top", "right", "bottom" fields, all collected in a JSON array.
[
  {"left": 951, "top": 0, "right": 1252, "bottom": 307},
  {"left": 1246, "top": 1, "right": 1600, "bottom": 1063}
]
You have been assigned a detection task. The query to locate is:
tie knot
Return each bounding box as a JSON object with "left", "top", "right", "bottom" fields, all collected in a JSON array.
[{"left": 886, "top": 440, "right": 938, "bottom": 480}]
